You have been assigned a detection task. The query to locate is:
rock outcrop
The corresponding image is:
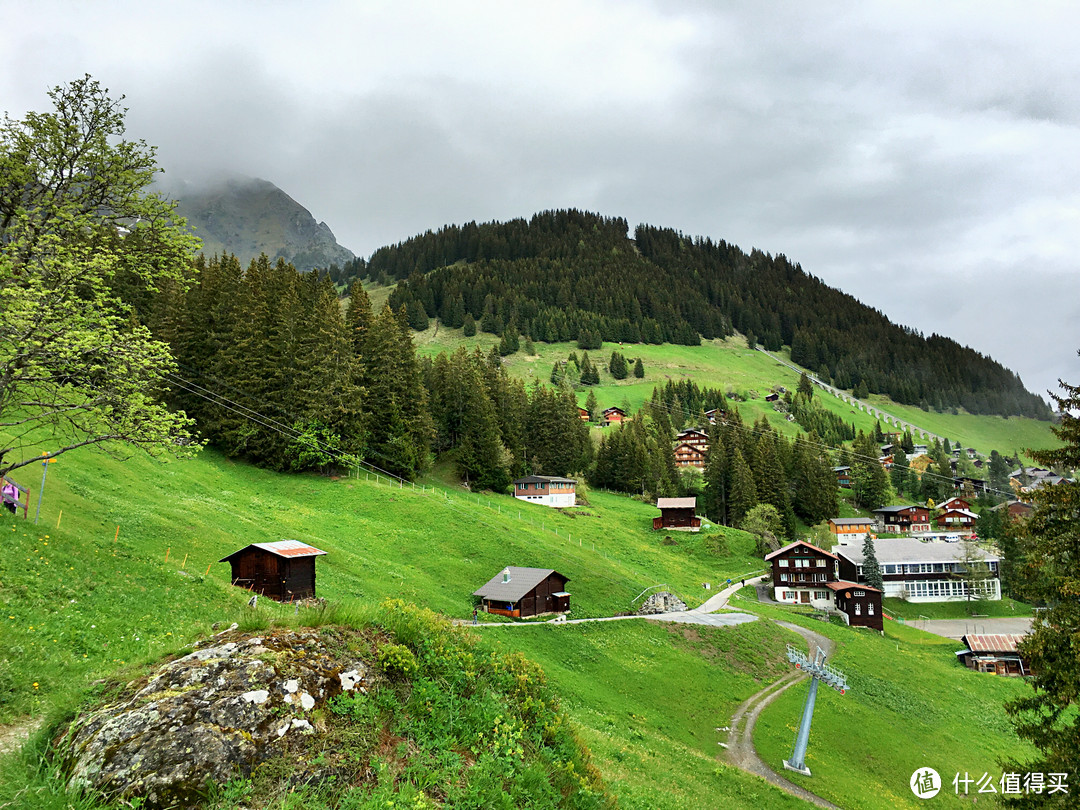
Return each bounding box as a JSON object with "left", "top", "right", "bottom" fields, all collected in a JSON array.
[
  {"left": 60, "top": 628, "right": 375, "bottom": 808},
  {"left": 637, "top": 592, "right": 688, "bottom": 614}
]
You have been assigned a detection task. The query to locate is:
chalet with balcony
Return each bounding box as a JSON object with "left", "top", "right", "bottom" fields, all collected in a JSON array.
[
  {"left": 872, "top": 505, "right": 930, "bottom": 535},
  {"left": 832, "top": 466, "right": 852, "bottom": 489},
  {"left": 577, "top": 406, "right": 589, "bottom": 420},
  {"left": 938, "top": 496, "right": 972, "bottom": 512},
  {"left": 653, "top": 497, "right": 701, "bottom": 531},
  {"left": 602, "top": 406, "right": 628, "bottom": 426},
  {"left": 833, "top": 538, "right": 1001, "bottom": 602},
  {"left": 673, "top": 443, "right": 706, "bottom": 468},
  {"left": 765, "top": 541, "right": 839, "bottom": 608},
  {"left": 934, "top": 508, "right": 977, "bottom": 532},
  {"left": 473, "top": 567, "right": 570, "bottom": 618},
  {"left": 676, "top": 428, "right": 709, "bottom": 448},
  {"left": 219, "top": 540, "right": 327, "bottom": 602},
  {"left": 989, "top": 500, "right": 1034, "bottom": 521},
  {"left": 512, "top": 475, "right": 576, "bottom": 508}
]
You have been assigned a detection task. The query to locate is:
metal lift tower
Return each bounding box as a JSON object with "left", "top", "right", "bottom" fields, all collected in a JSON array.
[{"left": 783, "top": 644, "right": 848, "bottom": 776}]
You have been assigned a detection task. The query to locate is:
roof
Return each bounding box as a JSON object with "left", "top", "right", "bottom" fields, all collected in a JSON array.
[
  {"left": 473, "top": 567, "right": 567, "bottom": 602},
  {"left": 873, "top": 505, "right": 925, "bottom": 514},
  {"left": 824, "top": 580, "right": 881, "bottom": 594},
  {"left": 960, "top": 634, "right": 1026, "bottom": 654},
  {"left": 220, "top": 540, "right": 327, "bottom": 562},
  {"left": 832, "top": 466, "right": 851, "bottom": 472},
  {"left": 673, "top": 443, "right": 705, "bottom": 454},
  {"left": 603, "top": 406, "right": 627, "bottom": 415},
  {"left": 677, "top": 428, "right": 707, "bottom": 436},
  {"left": 938, "top": 508, "right": 978, "bottom": 519},
  {"left": 764, "top": 540, "right": 837, "bottom": 562},
  {"left": 833, "top": 538, "right": 998, "bottom": 565},
  {"left": 656, "top": 497, "right": 697, "bottom": 510},
  {"left": 513, "top": 475, "right": 576, "bottom": 485},
  {"left": 830, "top": 517, "right": 875, "bottom": 526}
]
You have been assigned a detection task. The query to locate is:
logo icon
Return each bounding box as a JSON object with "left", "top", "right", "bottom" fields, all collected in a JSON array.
[{"left": 911, "top": 768, "right": 941, "bottom": 799}]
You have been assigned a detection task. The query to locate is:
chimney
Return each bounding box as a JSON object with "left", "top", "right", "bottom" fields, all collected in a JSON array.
[{"left": 502, "top": 568, "right": 511, "bottom": 584}]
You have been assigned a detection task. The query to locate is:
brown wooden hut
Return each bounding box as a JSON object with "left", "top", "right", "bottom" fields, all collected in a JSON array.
[
  {"left": 220, "top": 540, "right": 327, "bottom": 601},
  {"left": 653, "top": 497, "right": 701, "bottom": 531},
  {"left": 473, "top": 567, "right": 570, "bottom": 618}
]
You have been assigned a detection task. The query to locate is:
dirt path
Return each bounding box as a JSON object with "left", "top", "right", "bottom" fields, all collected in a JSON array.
[
  {"left": 722, "top": 620, "right": 842, "bottom": 809},
  {"left": 0, "top": 716, "right": 42, "bottom": 757}
]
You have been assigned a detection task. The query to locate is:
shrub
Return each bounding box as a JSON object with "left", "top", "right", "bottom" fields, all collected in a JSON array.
[{"left": 377, "top": 643, "right": 418, "bottom": 679}]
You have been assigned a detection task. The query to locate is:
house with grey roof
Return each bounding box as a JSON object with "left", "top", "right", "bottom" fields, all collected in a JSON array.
[
  {"left": 473, "top": 567, "right": 570, "bottom": 618},
  {"left": 834, "top": 539, "right": 1000, "bottom": 602}
]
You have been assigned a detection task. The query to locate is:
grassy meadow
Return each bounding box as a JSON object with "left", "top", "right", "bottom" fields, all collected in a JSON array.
[{"left": 403, "top": 313, "right": 1057, "bottom": 459}]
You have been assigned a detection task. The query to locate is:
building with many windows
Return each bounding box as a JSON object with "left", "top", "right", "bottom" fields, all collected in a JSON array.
[
  {"left": 833, "top": 539, "right": 1001, "bottom": 602},
  {"left": 765, "top": 540, "right": 882, "bottom": 630},
  {"left": 512, "top": 476, "right": 576, "bottom": 508}
]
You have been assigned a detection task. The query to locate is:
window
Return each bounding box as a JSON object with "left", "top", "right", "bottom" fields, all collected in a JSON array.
[
  {"left": 853, "top": 590, "right": 865, "bottom": 597},
  {"left": 815, "top": 591, "right": 829, "bottom": 600},
  {"left": 778, "top": 559, "right": 788, "bottom": 567},
  {"left": 868, "top": 602, "right": 875, "bottom": 615},
  {"left": 816, "top": 559, "right": 826, "bottom": 567},
  {"left": 854, "top": 602, "right": 861, "bottom": 616},
  {"left": 783, "top": 591, "right": 796, "bottom": 600}
]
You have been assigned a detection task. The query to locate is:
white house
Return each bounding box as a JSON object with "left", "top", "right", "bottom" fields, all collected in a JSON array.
[
  {"left": 512, "top": 475, "right": 576, "bottom": 508},
  {"left": 834, "top": 539, "right": 1001, "bottom": 602}
]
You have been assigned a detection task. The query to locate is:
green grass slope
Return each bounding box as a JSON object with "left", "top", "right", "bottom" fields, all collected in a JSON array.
[{"left": 0, "top": 441, "right": 1038, "bottom": 809}]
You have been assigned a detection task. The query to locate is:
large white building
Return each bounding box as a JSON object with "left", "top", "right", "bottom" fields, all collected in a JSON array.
[{"left": 834, "top": 538, "right": 1001, "bottom": 602}]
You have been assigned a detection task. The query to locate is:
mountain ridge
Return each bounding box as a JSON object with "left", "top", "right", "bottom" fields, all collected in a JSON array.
[{"left": 168, "top": 175, "right": 355, "bottom": 272}]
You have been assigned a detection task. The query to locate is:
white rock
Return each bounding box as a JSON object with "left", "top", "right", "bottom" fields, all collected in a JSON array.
[
  {"left": 299, "top": 692, "right": 315, "bottom": 711},
  {"left": 339, "top": 669, "right": 365, "bottom": 691},
  {"left": 276, "top": 722, "right": 290, "bottom": 738},
  {"left": 283, "top": 694, "right": 292, "bottom": 704},
  {"left": 284, "top": 679, "right": 299, "bottom": 693},
  {"left": 240, "top": 690, "right": 269, "bottom": 704},
  {"left": 290, "top": 718, "right": 314, "bottom": 734}
]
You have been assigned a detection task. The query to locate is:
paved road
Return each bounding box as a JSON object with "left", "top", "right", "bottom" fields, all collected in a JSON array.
[{"left": 907, "top": 616, "right": 1034, "bottom": 639}]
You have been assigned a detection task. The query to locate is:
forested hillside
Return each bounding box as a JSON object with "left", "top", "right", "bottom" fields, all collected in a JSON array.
[{"left": 339, "top": 210, "right": 1049, "bottom": 420}]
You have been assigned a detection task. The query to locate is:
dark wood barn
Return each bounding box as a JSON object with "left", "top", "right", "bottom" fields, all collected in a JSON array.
[
  {"left": 473, "top": 567, "right": 570, "bottom": 618},
  {"left": 653, "top": 497, "right": 701, "bottom": 531},
  {"left": 220, "top": 540, "right": 327, "bottom": 601}
]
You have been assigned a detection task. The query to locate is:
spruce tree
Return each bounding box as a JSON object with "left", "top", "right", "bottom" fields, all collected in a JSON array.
[
  {"left": 462, "top": 312, "right": 477, "bottom": 337},
  {"left": 728, "top": 446, "right": 758, "bottom": 527},
  {"left": 585, "top": 390, "right": 598, "bottom": 421},
  {"left": 634, "top": 357, "right": 645, "bottom": 378},
  {"left": 861, "top": 534, "right": 884, "bottom": 591}
]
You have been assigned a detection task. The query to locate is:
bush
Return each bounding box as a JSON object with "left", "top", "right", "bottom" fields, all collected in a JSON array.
[{"left": 377, "top": 642, "right": 418, "bottom": 679}]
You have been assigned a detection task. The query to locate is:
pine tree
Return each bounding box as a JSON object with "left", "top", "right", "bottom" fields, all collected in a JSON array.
[
  {"left": 702, "top": 427, "right": 726, "bottom": 523},
  {"left": 585, "top": 390, "right": 598, "bottom": 421},
  {"left": 462, "top": 313, "right": 477, "bottom": 337},
  {"left": 797, "top": 372, "right": 814, "bottom": 400},
  {"left": 634, "top": 357, "right": 645, "bottom": 378},
  {"left": 861, "top": 534, "right": 884, "bottom": 591},
  {"left": 728, "top": 446, "right": 758, "bottom": 527}
]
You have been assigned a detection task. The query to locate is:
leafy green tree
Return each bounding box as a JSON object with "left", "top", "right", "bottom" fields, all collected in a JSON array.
[
  {"left": 861, "top": 534, "right": 884, "bottom": 591},
  {"left": 0, "top": 76, "right": 201, "bottom": 479},
  {"left": 952, "top": 538, "right": 993, "bottom": 609},
  {"left": 741, "top": 503, "right": 782, "bottom": 556},
  {"left": 1005, "top": 370, "right": 1080, "bottom": 795}
]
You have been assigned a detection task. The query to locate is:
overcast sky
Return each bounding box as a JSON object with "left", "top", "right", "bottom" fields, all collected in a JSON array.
[{"left": 3, "top": 1, "right": 1078, "bottom": 405}]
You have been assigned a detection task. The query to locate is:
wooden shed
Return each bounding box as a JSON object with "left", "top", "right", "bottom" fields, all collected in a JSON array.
[
  {"left": 473, "top": 567, "right": 570, "bottom": 618},
  {"left": 653, "top": 497, "right": 701, "bottom": 531},
  {"left": 219, "top": 540, "right": 327, "bottom": 601}
]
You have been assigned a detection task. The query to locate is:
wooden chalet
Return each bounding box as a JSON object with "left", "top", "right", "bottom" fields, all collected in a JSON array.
[
  {"left": 938, "top": 496, "right": 973, "bottom": 512},
  {"left": 673, "top": 442, "right": 706, "bottom": 468},
  {"left": 220, "top": 540, "right": 327, "bottom": 602},
  {"left": 676, "top": 428, "right": 709, "bottom": 448},
  {"left": 832, "top": 466, "right": 852, "bottom": 489},
  {"left": 935, "top": 508, "right": 977, "bottom": 531},
  {"left": 601, "top": 406, "right": 628, "bottom": 426},
  {"left": 473, "top": 567, "right": 569, "bottom": 618},
  {"left": 765, "top": 541, "right": 838, "bottom": 607},
  {"left": 577, "top": 406, "right": 589, "bottom": 421},
  {"left": 872, "top": 505, "right": 930, "bottom": 535},
  {"left": 989, "top": 499, "right": 1034, "bottom": 521},
  {"left": 704, "top": 408, "right": 723, "bottom": 424},
  {"left": 956, "top": 634, "right": 1032, "bottom": 676},
  {"left": 764, "top": 393, "right": 779, "bottom": 402},
  {"left": 825, "top": 581, "right": 883, "bottom": 631},
  {"left": 828, "top": 517, "right": 875, "bottom": 543},
  {"left": 653, "top": 497, "right": 701, "bottom": 531}
]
